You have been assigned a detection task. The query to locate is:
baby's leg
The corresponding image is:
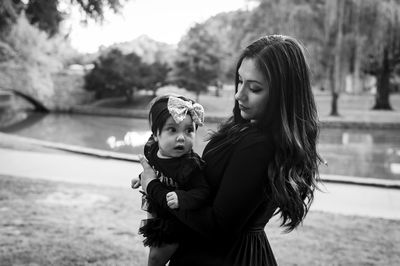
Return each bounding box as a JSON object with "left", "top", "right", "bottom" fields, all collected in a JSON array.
[{"left": 148, "top": 243, "right": 179, "bottom": 266}]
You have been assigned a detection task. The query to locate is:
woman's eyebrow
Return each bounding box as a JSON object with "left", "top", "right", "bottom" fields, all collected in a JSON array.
[
  {"left": 247, "top": 79, "right": 263, "bottom": 85},
  {"left": 238, "top": 74, "right": 263, "bottom": 85}
]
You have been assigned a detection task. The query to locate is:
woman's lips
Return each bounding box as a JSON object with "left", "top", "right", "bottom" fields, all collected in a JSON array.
[{"left": 239, "top": 104, "right": 249, "bottom": 110}]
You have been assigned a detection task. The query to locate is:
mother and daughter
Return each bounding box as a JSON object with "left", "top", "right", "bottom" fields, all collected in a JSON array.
[{"left": 132, "top": 34, "right": 322, "bottom": 266}]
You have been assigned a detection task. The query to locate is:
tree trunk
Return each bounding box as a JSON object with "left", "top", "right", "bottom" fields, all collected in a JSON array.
[
  {"left": 125, "top": 89, "right": 133, "bottom": 103},
  {"left": 329, "top": 65, "right": 340, "bottom": 116},
  {"left": 373, "top": 47, "right": 392, "bottom": 110},
  {"left": 330, "top": 91, "right": 339, "bottom": 116},
  {"left": 215, "top": 81, "right": 222, "bottom": 97},
  {"left": 352, "top": 54, "right": 362, "bottom": 94},
  {"left": 95, "top": 90, "right": 102, "bottom": 100},
  {"left": 352, "top": 0, "right": 362, "bottom": 94},
  {"left": 195, "top": 91, "right": 200, "bottom": 103},
  {"left": 125, "top": 87, "right": 137, "bottom": 103},
  {"left": 330, "top": 0, "right": 344, "bottom": 116},
  {"left": 215, "top": 87, "right": 220, "bottom": 97}
]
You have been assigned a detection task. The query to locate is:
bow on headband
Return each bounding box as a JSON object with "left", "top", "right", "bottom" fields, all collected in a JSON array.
[{"left": 167, "top": 96, "right": 205, "bottom": 126}]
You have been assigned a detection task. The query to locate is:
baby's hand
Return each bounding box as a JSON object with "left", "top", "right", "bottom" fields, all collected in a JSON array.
[
  {"left": 131, "top": 175, "right": 141, "bottom": 189},
  {"left": 166, "top": 192, "right": 179, "bottom": 209}
]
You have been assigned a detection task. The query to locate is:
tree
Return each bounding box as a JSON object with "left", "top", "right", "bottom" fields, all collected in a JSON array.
[
  {"left": 25, "top": 0, "right": 63, "bottom": 37},
  {"left": 327, "top": 0, "right": 346, "bottom": 116},
  {"left": 172, "top": 23, "right": 221, "bottom": 102},
  {"left": 85, "top": 49, "right": 143, "bottom": 101},
  {"left": 84, "top": 49, "right": 170, "bottom": 102},
  {"left": 0, "top": 0, "right": 127, "bottom": 36},
  {"left": 144, "top": 62, "right": 170, "bottom": 96},
  {"left": 363, "top": 0, "right": 400, "bottom": 110},
  {"left": 0, "top": 0, "right": 23, "bottom": 34}
]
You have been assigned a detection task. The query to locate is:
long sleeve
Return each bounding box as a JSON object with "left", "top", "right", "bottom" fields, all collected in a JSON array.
[
  {"left": 175, "top": 171, "right": 210, "bottom": 210},
  {"left": 146, "top": 136, "right": 274, "bottom": 241}
]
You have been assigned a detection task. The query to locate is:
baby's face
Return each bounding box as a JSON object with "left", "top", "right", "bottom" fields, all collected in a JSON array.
[{"left": 155, "top": 115, "right": 195, "bottom": 158}]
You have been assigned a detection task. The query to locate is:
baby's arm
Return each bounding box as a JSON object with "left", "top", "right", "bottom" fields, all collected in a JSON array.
[
  {"left": 173, "top": 171, "right": 210, "bottom": 210},
  {"left": 163, "top": 171, "right": 209, "bottom": 210}
]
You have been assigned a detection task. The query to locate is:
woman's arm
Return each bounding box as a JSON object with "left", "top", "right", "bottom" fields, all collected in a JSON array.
[
  {"left": 137, "top": 155, "right": 210, "bottom": 210},
  {"left": 145, "top": 138, "right": 272, "bottom": 241},
  {"left": 174, "top": 171, "right": 211, "bottom": 210}
]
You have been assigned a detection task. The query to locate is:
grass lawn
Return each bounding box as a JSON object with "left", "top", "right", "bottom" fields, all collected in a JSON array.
[
  {"left": 1, "top": 175, "right": 399, "bottom": 266},
  {"left": 90, "top": 86, "right": 400, "bottom": 124}
]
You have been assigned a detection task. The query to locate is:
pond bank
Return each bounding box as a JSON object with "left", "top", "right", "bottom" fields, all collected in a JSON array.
[
  {"left": 1, "top": 141, "right": 400, "bottom": 219},
  {"left": 1, "top": 131, "right": 400, "bottom": 189},
  {"left": 68, "top": 105, "right": 400, "bottom": 129}
]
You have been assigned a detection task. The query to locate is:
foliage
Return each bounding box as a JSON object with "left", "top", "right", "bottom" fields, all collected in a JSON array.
[
  {"left": 0, "top": 0, "right": 131, "bottom": 109},
  {"left": 84, "top": 48, "right": 169, "bottom": 101},
  {"left": 195, "top": 0, "right": 400, "bottom": 113},
  {"left": 0, "top": 13, "right": 84, "bottom": 109},
  {"left": 359, "top": 0, "right": 400, "bottom": 109},
  {"left": 104, "top": 35, "right": 176, "bottom": 65},
  {"left": 3, "top": 13, "right": 77, "bottom": 70},
  {"left": 201, "top": 11, "right": 249, "bottom": 82},
  {"left": 144, "top": 61, "right": 171, "bottom": 95},
  {"left": 0, "top": 1, "right": 21, "bottom": 35},
  {"left": 172, "top": 23, "right": 221, "bottom": 99},
  {"left": 0, "top": 0, "right": 127, "bottom": 36},
  {"left": 25, "top": 0, "right": 63, "bottom": 37},
  {"left": 200, "top": 0, "right": 327, "bottom": 84}
]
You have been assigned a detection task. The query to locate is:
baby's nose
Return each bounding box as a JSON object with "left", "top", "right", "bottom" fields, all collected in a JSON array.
[{"left": 176, "top": 134, "right": 185, "bottom": 142}]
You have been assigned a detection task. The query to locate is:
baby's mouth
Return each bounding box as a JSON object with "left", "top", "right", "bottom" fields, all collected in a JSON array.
[{"left": 174, "top": 146, "right": 185, "bottom": 151}]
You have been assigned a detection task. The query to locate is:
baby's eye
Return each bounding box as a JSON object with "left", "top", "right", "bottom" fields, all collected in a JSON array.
[
  {"left": 167, "top": 127, "right": 176, "bottom": 132},
  {"left": 186, "top": 127, "right": 194, "bottom": 133}
]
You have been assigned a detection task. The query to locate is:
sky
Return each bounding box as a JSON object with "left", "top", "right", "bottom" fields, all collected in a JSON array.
[{"left": 67, "top": 0, "right": 249, "bottom": 53}]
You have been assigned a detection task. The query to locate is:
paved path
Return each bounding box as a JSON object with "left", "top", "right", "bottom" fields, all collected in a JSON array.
[{"left": 1, "top": 147, "right": 399, "bottom": 220}]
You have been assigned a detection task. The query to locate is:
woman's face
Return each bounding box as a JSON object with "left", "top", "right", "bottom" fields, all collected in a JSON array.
[{"left": 235, "top": 58, "right": 269, "bottom": 122}]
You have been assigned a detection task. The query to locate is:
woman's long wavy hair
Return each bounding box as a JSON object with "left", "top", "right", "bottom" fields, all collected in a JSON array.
[{"left": 210, "top": 35, "right": 323, "bottom": 232}]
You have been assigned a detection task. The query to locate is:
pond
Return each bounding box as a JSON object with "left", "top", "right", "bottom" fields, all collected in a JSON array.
[{"left": 1, "top": 112, "right": 400, "bottom": 181}]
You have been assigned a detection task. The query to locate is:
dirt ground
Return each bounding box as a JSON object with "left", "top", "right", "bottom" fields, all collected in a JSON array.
[{"left": 1, "top": 175, "right": 399, "bottom": 266}]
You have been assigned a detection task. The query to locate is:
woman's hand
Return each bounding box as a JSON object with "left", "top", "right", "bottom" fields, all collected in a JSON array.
[{"left": 138, "top": 154, "right": 157, "bottom": 193}]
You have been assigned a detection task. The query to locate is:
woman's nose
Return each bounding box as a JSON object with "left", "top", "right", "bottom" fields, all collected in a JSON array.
[{"left": 235, "top": 84, "right": 245, "bottom": 101}]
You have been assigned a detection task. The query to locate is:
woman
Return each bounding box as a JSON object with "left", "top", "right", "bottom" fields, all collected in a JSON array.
[{"left": 137, "top": 35, "right": 322, "bottom": 265}]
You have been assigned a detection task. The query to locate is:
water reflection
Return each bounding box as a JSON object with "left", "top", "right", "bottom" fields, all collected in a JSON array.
[
  {"left": 0, "top": 112, "right": 215, "bottom": 156},
  {"left": 106, "top": 131, "right": 152, "bottom": 149},
  {"left": 391, "top": 163, "right": 400, "bottom": 174},
  {"left": 1, "top": 112, "right": 399, "bottom": 180},
  {"left": 318, "top": 128, "right": 400, "bottom": 179}
]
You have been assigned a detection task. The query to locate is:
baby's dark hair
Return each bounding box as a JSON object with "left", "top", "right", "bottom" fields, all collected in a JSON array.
[{"left": 148, "top": 94, "right": 197, "bottom": 135}]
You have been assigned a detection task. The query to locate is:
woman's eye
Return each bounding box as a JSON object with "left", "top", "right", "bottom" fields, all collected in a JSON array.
[
  {"left": 238, "top": 79, "right": 243, "bottom": 84},
  {"left": 249, "top": 87, "right": 262, "bottom": 93}
]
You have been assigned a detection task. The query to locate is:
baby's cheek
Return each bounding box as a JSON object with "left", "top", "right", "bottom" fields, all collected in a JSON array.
[{"left": 186, "top": 138, "right": 194, "bottom": 148}]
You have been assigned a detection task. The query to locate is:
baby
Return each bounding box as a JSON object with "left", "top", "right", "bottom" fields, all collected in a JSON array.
[{"left": 132, "top": 94, "right": 210, "bottom": 266}]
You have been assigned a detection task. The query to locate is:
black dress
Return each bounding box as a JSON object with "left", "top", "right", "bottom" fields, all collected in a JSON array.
[
  {"left": 146, "top": 126, "right": 278, "bottom": 265},
  {"left": 139, "top": 136, "right": 210, "bottom": 247}
]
